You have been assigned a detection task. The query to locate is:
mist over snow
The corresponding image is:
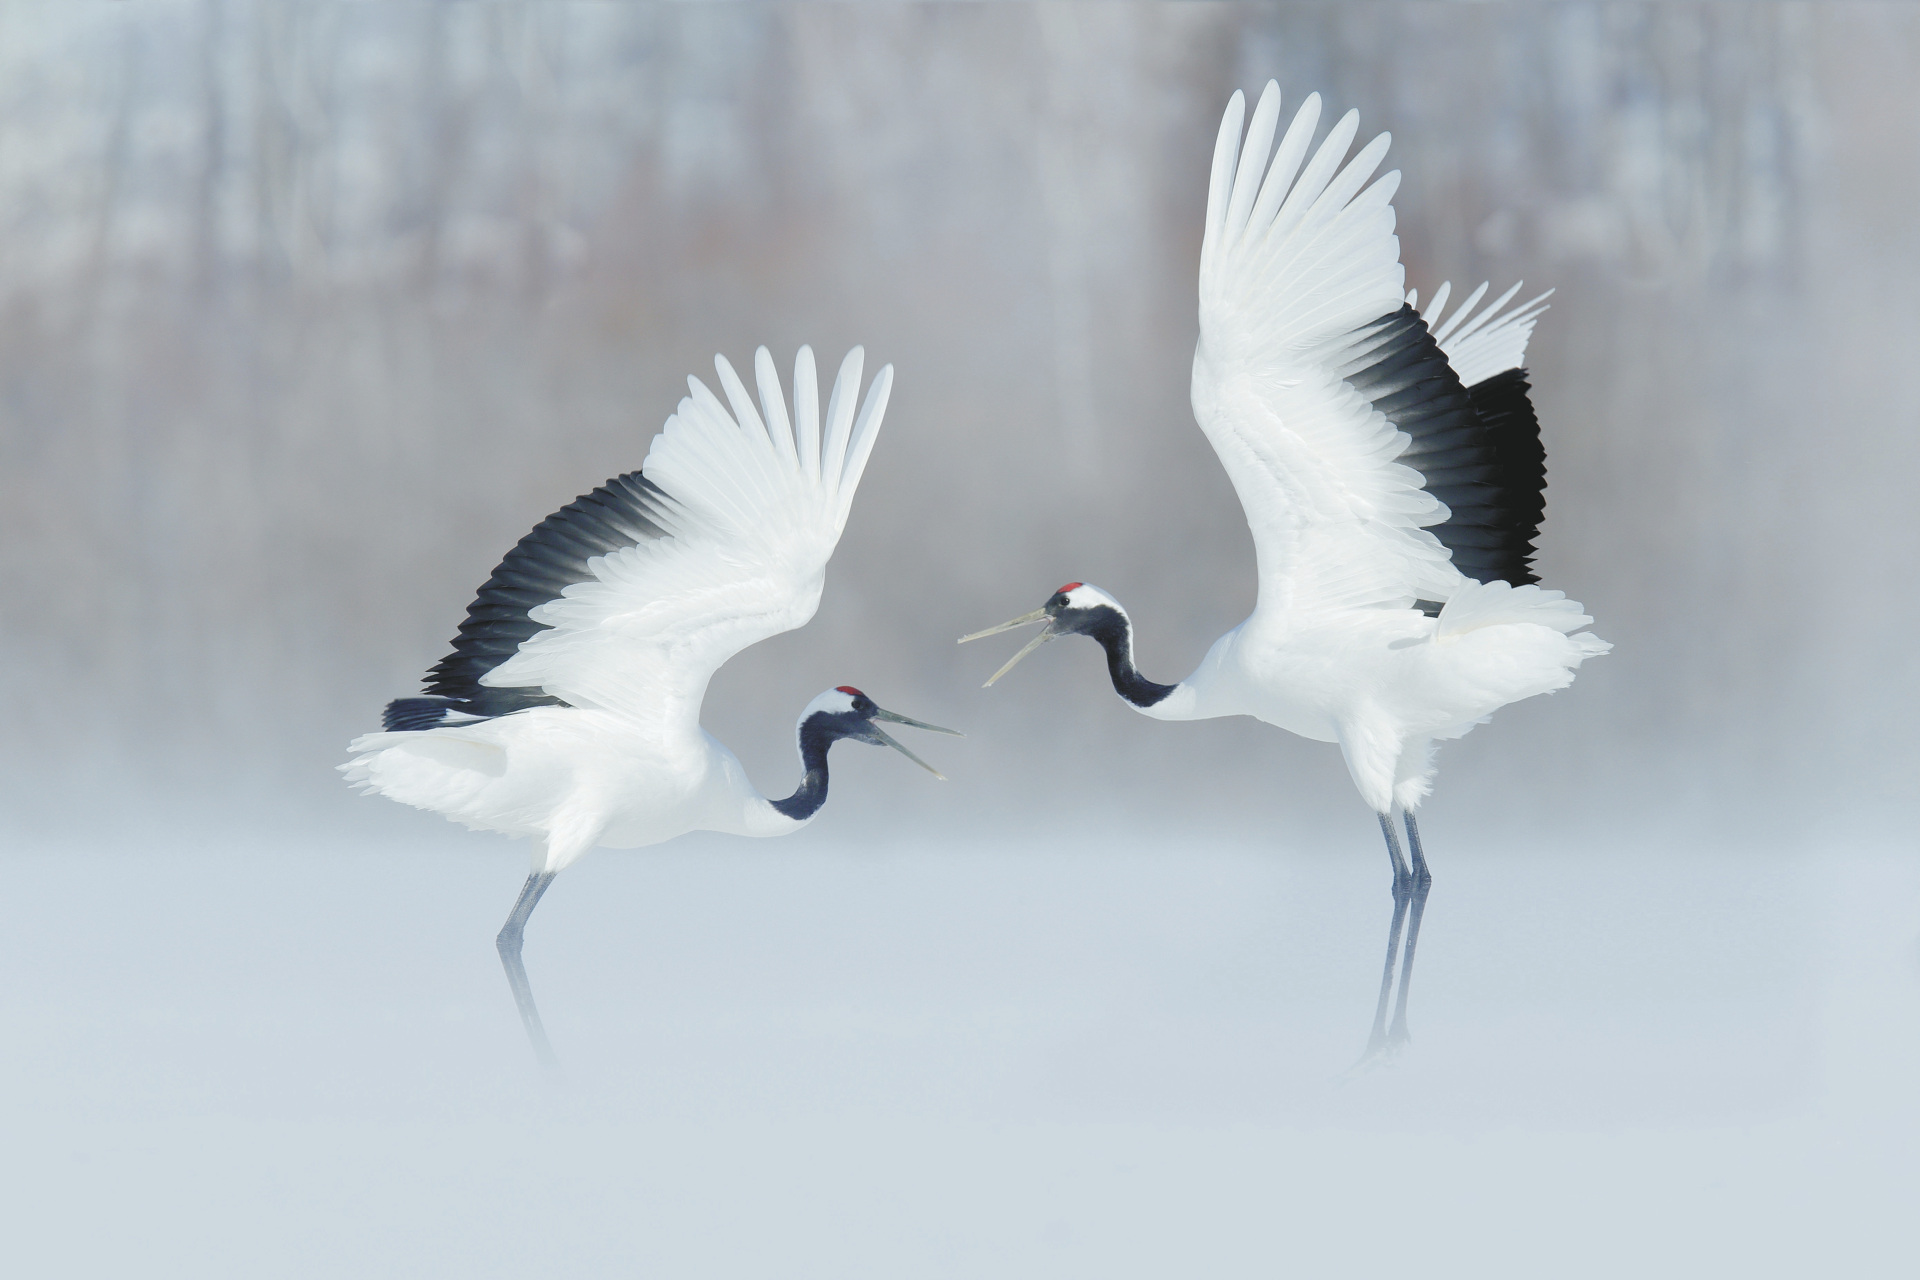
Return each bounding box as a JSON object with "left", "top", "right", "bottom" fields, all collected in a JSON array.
[{"left": 0, "top": 4, "right": 1914, "bottom": 1276}]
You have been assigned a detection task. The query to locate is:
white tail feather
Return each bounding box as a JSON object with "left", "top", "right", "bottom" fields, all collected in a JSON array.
[{"left": 1437, "top": 579, "right": 1602, "bottom": 642}]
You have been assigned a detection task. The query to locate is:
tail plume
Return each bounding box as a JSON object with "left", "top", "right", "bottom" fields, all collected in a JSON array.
[{"left": 1436, "top": 579, "right": 1604, "bottom": 645}]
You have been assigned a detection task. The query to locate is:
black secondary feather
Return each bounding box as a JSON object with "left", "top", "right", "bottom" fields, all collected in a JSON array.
[
  {"left": 386, "top": 470, "right": 677, "bottom": 728},
  {"left": 383, "top": 696, "right": 459, "bottom": 732},
  {"left": 1343, "top": 304, "right": 1546, "bottom": 594},
  {"left": 1459, "top": 366, "right": 1546, "bottom": 587}
]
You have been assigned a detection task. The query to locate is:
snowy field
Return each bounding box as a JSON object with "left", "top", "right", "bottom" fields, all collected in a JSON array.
[
  {"left": 3, "top": 830, "right": 1911, "bottom": 1277},
  {"left": 4, "top": 4, "right": 1918, "bottom": 1276}
]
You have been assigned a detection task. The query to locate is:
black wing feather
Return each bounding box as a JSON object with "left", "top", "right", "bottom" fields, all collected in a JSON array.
[
  {"left": 387, "top": 469, "right": 675, "bottom": 727},
  {"left": 1342, "top": 304, "right": 1545, "bottom": 597},
  {"left": 1459, "top": 366, "right": 1546, "bottom": 585}
]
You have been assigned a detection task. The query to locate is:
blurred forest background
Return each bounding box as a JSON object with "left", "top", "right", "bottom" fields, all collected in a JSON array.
[{"left": 0, "top": 1, "right": 1911, "bottom": 855}]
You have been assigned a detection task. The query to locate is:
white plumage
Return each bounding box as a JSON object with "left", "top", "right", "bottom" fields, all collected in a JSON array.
[
  {"left": 1415, "top": 280, "right": 1554, "bottom": 391},
  {"left": 964, "top": 83, "right": 1608, "bottom": 885},
  {"left": 346, "top": 344, "right": 953, "bottom": 1061},
  {"left": 346, "top": 346, "right": 895, "bottom": 867}
]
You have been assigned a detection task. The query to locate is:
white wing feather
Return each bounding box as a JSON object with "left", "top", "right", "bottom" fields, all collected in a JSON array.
[
  {"left": 1192, "top": 82, "right": 1460, "bottom": 615},
  {"left": 1414, "top": 278, "right": 1553, "bottom": 388},
  {"left": 482, "top": 346, "right": 894, "bottom": 732}
]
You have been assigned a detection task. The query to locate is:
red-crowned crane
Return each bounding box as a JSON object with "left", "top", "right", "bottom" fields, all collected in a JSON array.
[
  {"left": 346, "top": 345, "right": 956, "bottom": 1062},
  {"left": 962, "top": 86, "right": 1608, "bottom": 1030}
]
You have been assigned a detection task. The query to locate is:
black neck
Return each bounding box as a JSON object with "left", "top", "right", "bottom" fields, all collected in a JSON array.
[
  {"left": 770, "top": 719, "right": 835, "bottom": 821},
  {"left": 1087, "top": 612, "right": 1177, "bottom": 709}
]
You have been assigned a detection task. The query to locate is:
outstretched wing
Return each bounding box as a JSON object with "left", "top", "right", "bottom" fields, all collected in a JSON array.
[
  {"left": 418, "top": 345, "right": 893, "bottom": 735},
  {"left": 412, "top": 471, "right": 678, "bottom": 722},
  {"left": 1192, "top": 82, "right": 1477, "bottom": 616},
  {"left": 1406, "top": 280, "right": 1553, "bottom": 588}
]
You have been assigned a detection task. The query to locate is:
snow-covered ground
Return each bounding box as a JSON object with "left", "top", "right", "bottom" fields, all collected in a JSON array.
[
  {"left": 2, "top": 6, "right": 1917, "bottom": 1274},
  {"left": 3, "top": 832, "right": 1911, "bottom": 1276}
]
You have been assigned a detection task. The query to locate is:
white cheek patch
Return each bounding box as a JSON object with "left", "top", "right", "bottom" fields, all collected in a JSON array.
[
  {"left": 1062, "top": 584, "right": 1122, "bottom": 612},
  {"left": 802, "top": 688, "right": 861, "bottom": 718}
]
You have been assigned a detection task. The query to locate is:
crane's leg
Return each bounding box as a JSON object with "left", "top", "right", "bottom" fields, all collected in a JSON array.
[
  {"left": 1402, "top": 811, "right": 1433, "bottom": 888},
  {"left": 497, "top": 870, "right": 560, "bottom": 1068},
  {"left": 1387, "top": 812, "right": 1434, "bottom": 1046},
  {"left": 1377, "top": 812, "right": 1412, "bottom": 892},
  {"left": 1366, "top": 874, "right": 1413, "bottom": 1055}
]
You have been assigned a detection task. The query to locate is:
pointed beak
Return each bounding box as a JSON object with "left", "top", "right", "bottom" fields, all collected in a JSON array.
[
  {"left": 957, "top": 607, "right": 1049, "bottom": 644},
  {"left": 958, "top": 607, "right": 1058, "bottom": 687},
  {"left": 865, "top": 706, "right": 962, "bottom": 780},
  {"left": 873, "top": 708, "right": 963, "bottom": 736}
]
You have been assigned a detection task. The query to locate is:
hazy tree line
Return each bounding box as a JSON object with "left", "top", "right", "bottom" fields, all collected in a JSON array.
[{"left": 0, "top": 2, "right": 1907, "bottom": 848}]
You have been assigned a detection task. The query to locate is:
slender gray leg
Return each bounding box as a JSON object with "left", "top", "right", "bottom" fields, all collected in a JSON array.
[
  {"left": 497, "top": 870, "right": 560, "bottom": 1068},
  {"left": 1366, "top": 881, "right": 1412, "bottom": 1055},
  {"left": 1387, "top": 870, "right": 1432, "bottom": 1046},
  {"left": 1403, "top": 811, "right": 1432, "bottom": 888},
  {"left": 1377, "top": 812, "right": 1412, "bottom": 891},
  {"left": 1388, "top": 812, "right": 1434, "bottom": 1045}
]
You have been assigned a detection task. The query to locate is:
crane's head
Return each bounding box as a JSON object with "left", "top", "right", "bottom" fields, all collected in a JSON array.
[
  {"left": 957, "top": 582, "right": 1128, "bottom": 685},
  {"left": 799, "top": 686, "right": 961, "bottom": 779}
]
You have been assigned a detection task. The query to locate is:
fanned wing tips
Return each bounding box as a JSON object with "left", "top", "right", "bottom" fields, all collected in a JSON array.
[
  {"left": 640, "top": 345, "right": 892, "bottom": 539},
  {"left": 1201, "top": 89, "right": 1249, "bottom": 278},
  {"left": 1422, "top": 279, "right": 1553, "bottom": 388},
  {"left": 838, "top": 361, "right": 894, "bottom": 525},
  {"left": 1198, "top": 82, "right": 1404, "bottom": 362},
  {"left": 820, "top": 347, "right": 864, "bottom": 496},
  {"left": 395, "top": 346, "right": 892, "bottom": 733},
  {"left": 1194, "top": 86, "right": 1456, "bottom": 613},
  {"left": 1193, "top": 87, "right": 1566, "bottom": 615},
  {"left": 476, "top": 346, "right": 893, "bottom": 727}
]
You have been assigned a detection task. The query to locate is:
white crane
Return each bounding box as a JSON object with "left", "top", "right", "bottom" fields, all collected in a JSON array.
[
  {"left": 344, "top": 344, "right": 956, "bottom": 1062},
  {"left": 962, "top": 84, "right": 1609, "bottom": 906}
]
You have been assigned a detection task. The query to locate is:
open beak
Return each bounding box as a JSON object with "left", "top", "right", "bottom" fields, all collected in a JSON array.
[
  {"left": 867, "top": 706, "right": 962, "bottom": 780},
  {"left": 957, "top": 608, "right": 1055, "bottom": 687}
]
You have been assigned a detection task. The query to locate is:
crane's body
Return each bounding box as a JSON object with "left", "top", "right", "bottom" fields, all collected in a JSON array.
[
  {"left": 348, "top": 706, "right": 802, "bottom": 861},
  {"left": 345, "top": 345, "right": 954, "bottom": 1061},
  {"left": 1124, "top": 583, "right": 1603, "bottom": 814},
  {"left": 963, "top": 83, "right": 1607, "bottom": 893}
]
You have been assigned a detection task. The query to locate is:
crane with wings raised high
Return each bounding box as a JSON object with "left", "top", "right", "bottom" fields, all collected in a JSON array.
[
  {"left": 963, "top": 84, "right": 1609, "bottom": 1006},
  {"left": 345, "top": 345, "right": 955, "bottom": 1062}
]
